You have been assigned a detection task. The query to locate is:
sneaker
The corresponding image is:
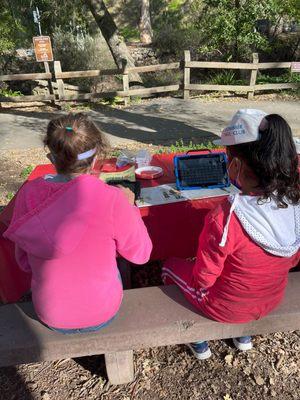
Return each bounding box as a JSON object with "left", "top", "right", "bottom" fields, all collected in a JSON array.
[
  {"left": 233, "top": 336, "right": 253, "bottom": 351},
  {"left": 187, "top": 341, "right": 212, "bottom": 360}
]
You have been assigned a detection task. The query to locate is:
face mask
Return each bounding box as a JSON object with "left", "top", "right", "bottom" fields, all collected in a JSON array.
[{"left": 228, "top": 158, "right": 242, "bottom": 189}]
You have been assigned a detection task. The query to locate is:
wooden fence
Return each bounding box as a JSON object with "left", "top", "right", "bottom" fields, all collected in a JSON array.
[
  {"left": 0, "top": 51, "right": 299, "bottom": 105},
  {"left": 184, "top": 51, "right": 299, "bottom": 100}
]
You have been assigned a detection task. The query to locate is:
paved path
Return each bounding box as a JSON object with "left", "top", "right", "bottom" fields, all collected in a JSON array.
[{"left": 0, "top": 98, "right": 299, "bottom": 150}]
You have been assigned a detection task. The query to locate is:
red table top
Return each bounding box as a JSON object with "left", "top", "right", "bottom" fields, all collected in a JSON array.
[{"left": 27, "top": 153, "right": 182, "bottom": 186}]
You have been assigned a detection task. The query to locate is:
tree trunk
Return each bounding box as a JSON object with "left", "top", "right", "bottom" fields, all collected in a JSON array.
[
  {"left": 84, "top": 0, "right": 142, "bottom": 84},
  {"left": 234, "top": 0, "right": 240, "bottom": 61},
  {"left": 139, "top": 0, "right": 153, "bottom": 44}
]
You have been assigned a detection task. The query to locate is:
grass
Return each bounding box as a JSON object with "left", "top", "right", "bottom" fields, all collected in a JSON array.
[
  {"left": 98, "top": 96, "right": 124, "bottom": 106},
  {"left": 257, "top": 72, "right": 300, "bottom": 84},
  {"left": 209, "top": 71, "right": 247, "bottom": 86},
  {"left": 110, "top": 149, "right": 122, "bottom": 157},
  {"left": 6, "top": 192, "right": 15, "bottom": 201},
  {"left": 130, "top": 96, "right": 142, "bottom": 105},
  {"left": 155, "top": 139, "right": 221, "bottom": 154},
  {"left": 0, "top": 89, "right": 23, "bottom": 97},
  {"left": 20, "top": 165, "right": 34, "bottom": 179}
]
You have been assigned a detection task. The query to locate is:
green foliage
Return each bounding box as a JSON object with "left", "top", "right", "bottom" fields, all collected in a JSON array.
[
  {"left": 155, "top": 139, "right": 220, "bottom": 154},
  {"left": 257, "top": 71, "right": 300, "bottom": 84},
  {"left": 119, "top": 26, "right": 140, "bottom": 41},
  {"left": 154, "top": 0, "right": 300, "bottom": 61},
  {"left": 110, "top": 149, "right": 122, "bottom": 157},
  {"left": 97, "top": 96, "right": 124, "bottom": 106},
  {"left": 0, "top": 0, "right": 95, "bottom": 56},
  {"left": 61, "top": 102, "right": 73, "bottom": 112},
  {"left": 20, "top": 165, "right": 34, "bottom": 179},
  {"left": 52, "top": 29, "right": 114, "bottom": 90},
  {"left": 0, "top": 88, "right": 23, "bottom": 97},
  {"left": 210, "top": 70, "right": 246, "bottom": 85},
  {"left": 130, "top": 96, "right": 142, "bottom": 104},
  {"left": 168, "top": 0, "right": 186, "bottom": 12},
  {"left": 191, "top": 0, "right": 271, "bottom": 61},
  {"left": 143, "top": 70, "right": 183, "bottom": 87},
  {"left": 6, "top": 192, "right": 15, "bottom": 201},
  {"left": 0, "top": 1, "right": 31, "bottom": 55}
]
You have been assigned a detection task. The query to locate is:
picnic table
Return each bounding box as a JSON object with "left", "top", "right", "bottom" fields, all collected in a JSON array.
[{"left": 1, "top": 152, "right": 298, "bottom": 303}]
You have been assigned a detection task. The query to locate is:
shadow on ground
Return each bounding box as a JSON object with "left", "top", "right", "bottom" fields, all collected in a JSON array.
[
  {"left": 0, "top": 105, "right": 218, "bottom": 147},
  {"left": 0, "top": 366, "right": 34, "bottom": 400}
]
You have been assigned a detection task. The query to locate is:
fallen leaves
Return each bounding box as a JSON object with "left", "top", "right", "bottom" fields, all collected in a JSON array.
[
  {"left": 254, "top": 375, "right": 265, "bottom": 386},
  {"left": 225, "top": 354, "right": 234, "bottom": 366}
]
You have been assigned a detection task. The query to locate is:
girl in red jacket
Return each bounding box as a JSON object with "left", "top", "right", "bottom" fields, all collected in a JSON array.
[{"left": 162, "top": 109, "right": 300, "bottom": 359}]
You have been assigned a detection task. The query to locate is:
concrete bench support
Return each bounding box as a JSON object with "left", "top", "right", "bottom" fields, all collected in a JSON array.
[{"left": 105, "top": 350, "right": 134, "bottom": 385}]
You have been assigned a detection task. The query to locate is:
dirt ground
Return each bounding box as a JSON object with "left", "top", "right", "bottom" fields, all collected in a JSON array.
[
  {"left": 0, "top": 97, "right": 299, "bottom": 400},
  {"left": 1, "top": 331, "right": 299, "bottom": 400}
]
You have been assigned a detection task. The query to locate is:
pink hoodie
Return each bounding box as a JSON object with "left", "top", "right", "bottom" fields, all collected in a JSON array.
[{"left": 4, "top": 174, "right": 152, "bottom": 329}]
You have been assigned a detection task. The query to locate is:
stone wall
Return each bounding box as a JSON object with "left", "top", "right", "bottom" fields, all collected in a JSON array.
[{"left": 127, "top": 43, "right": 159, "bottom": 66}]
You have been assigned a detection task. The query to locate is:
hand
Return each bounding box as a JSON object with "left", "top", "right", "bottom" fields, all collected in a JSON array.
[{"left": 118, "top": 185, "right": 135, "bottom": 205}]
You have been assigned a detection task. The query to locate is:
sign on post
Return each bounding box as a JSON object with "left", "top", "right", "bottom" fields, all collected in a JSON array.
[
  {"left": 33, "top": 36, "right": 53, "bottom": 62},
  {"left": 291, "top": 62, "right": 300, "bottom": 73}
]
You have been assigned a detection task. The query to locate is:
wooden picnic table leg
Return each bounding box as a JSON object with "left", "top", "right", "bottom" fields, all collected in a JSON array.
[{"left": 105, "top": 350, "right": 134, "bottom": 385}]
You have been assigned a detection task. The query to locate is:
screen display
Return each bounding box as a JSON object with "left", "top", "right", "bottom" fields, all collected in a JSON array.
[{"left": 177, "top": 155, "right": 228, "bottom": 188}]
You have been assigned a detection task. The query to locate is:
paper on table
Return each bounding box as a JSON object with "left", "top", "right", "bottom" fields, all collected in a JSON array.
[{"left": 136, "top": 183, "right": 240, "bottom": 208}]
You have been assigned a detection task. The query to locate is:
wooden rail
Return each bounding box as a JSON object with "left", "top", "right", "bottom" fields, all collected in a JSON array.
[
  {"left": 0, "top": 72, "right": 52, "bottom": 82},
  {"left": 55, "top": 68, "right": 122, "bottom": 79},
  {"left": 183, "top": 51, "right": 300, "bottom": 100},
  {"left": 187, "top": 61, "right": 256, "bottom": 70},
  {"left": 0, "top": 52, "right": 299, "bottom": 105}
]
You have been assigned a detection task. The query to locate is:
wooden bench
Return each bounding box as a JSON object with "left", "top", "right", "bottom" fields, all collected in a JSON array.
[{"left": 0, "top": 272, "right": 299, "bottom": 385}]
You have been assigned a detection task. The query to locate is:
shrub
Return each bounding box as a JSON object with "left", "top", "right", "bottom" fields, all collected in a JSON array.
[
  {"left": 142, "top": 69, "right": 183, "bottom": 87},
  {"left": 155, "top": 139, "right": 221, "bottom": 154},
  {"left": 257, "top": 71, "right": 300, "bottom": 84},
  {"left": 210, "top": 70, "right": 247, "bottom": 85},
  {"left": 52, "top": 29, "right": 116, "bottom": 91},
  {"left": 0, "top": 87, "right": 23, "bottom": 97}
]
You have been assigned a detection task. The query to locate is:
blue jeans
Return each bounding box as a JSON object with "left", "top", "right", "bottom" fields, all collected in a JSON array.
[{"left": 49, "top": 315, "right": 115, "bottom": 335}]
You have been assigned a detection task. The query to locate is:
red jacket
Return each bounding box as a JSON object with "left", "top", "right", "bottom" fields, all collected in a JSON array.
[{"left": 193, "top": 199, "right": 300, "bottom": 323}]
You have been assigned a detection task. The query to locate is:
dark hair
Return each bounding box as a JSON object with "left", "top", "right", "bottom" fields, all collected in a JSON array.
[
  {"left": 44, "top": 113, "right": 109, "bottom": 174},
  {"left": 227, "top": 114, "right": 299, "bottom": 208}
]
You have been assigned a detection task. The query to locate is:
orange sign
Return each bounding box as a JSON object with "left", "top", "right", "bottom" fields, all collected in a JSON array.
[{"left": 33, "top": 36, "right": 53, "bottom": 62}]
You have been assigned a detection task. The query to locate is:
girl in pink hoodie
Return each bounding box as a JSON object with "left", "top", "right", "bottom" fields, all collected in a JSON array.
[
  {"left": 4, "top": 113, "right": 152, "bottom": 333},
  {"left": 162, "top": 110, "right": 300, "bottom": 359}
]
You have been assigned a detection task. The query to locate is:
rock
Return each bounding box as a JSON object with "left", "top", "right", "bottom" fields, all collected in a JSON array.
[
  {"left": 225, "top": 354, "right": 233, "bottom": 366},
  {"left": 255, "top": 375, "right": 265, "bottom": 386}
]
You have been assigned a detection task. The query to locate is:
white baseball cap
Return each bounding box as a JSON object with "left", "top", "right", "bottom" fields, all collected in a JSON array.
[{"left": 214, "top": 109, "right": 268, "bottom": 146}]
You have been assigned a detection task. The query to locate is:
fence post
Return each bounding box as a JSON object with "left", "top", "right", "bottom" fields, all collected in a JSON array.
[
  {"left": 248, "top": 53, "right": 259, "bottom": 99},
  {"left": 54, "top": 61, "right": 65, "bottom": 101},
  {"left": 122, "top": 60, "right": 130, "bottom": 106},
  {"left": 184, "top": 50, "right": 191, "bottom": 100},
  {"left": 43, "top": 61, "right": 55, "bottom": 104}
]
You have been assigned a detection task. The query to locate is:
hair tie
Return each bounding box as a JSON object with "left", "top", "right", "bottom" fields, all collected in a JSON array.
[
  {"left": 66, "top": 126, "right": 73, "bottom": 132},
  {"left": 77, "top": 148, "right": 97, "bottom": 160}
]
